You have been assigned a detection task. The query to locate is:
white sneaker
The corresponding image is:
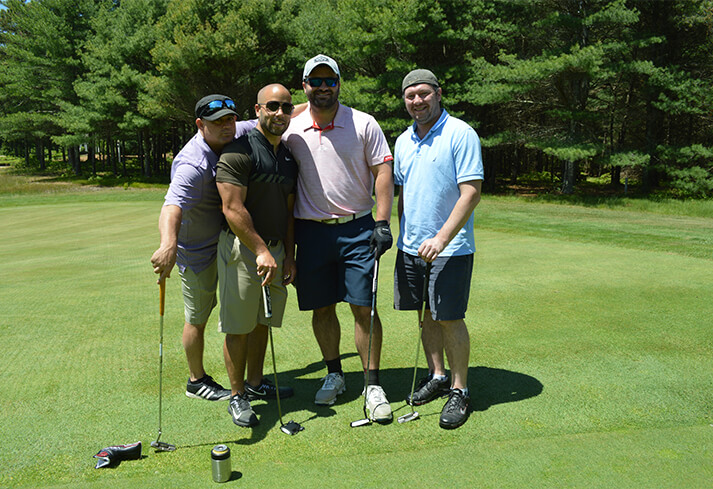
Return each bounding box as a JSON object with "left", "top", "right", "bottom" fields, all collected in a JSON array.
[
  {"left": 315, "top": 372, "right": 346, "bottom": 405},
  {"left": 365, "top": 385, "right": 392, "bottom": 423}
]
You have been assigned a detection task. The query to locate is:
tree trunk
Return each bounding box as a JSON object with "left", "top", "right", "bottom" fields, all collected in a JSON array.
[
  {"left": 143, "top": 131, "right": 152, "bottom": 178},
  {"left": 89, "top": 137, "right": 96, "bottom": 176},
  {"left": 36, "top": 141, "right": 45, "bottom": 171},
  {"left": 69, "top": 145, "right": 81, "bottom": 175},
  {"left": 611, "top": 165, "right": 621, "bottom": 186},
  {"left": 561, "top": 160, "right": 575, "bottom": 194}
]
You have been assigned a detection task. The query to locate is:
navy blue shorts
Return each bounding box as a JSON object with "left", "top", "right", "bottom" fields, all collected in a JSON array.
[
  {"left": 394, "top": 250, "right": 473, "bottom": 321},
  {"left": 294, "top": 214, "right": 375, "bottom": 310}
]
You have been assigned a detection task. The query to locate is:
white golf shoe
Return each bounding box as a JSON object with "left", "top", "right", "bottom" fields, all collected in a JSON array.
[
  {"left": 315, "top": 372, "right": 346, "bottom": 405},
  {"left": 365, "top": 385, "right": 392, "bottom": 423}
]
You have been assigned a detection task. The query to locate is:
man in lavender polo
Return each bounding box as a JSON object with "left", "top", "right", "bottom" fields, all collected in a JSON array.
[
  {"left": 282, "top": 54, "right": 395, "bottom": 423},
  {"left": 150, "top": 95, "right": 260, "bottom": 402}
]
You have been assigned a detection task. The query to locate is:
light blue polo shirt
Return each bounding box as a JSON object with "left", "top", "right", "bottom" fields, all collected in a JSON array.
[{"left": 393, "top": 109, "right": 484, "bottom": 257}]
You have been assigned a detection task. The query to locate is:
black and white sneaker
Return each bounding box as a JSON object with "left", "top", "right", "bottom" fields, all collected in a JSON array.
[
  {"left": 244, "top": 378, "right": 294, "bottom": 401},
  {"left": 228, "top": 392, "right": 258, "bottom": 427},
  {"left": 406, "top": 375, "right": 450, "bottom": 406},
  {"left": 439, "top": 388, "right": 470, "bottom": 429},
  {"left": 186, "top": 375, "right": 231, "bottom": 401}
]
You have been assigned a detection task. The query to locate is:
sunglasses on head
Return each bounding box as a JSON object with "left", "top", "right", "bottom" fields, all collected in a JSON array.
[
  {"left": 198, "top": 98, "right": 236, "bottom": 118},
  {"left": 305, "top": 77, "right": 339, "bottom": 88},
  {"left": 259, "top": 101, "right": 295, "bottom": 115}
]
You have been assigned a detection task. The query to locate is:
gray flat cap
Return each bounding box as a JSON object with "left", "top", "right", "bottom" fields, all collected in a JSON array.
[{"left": 402, "top": 69, "right": 439, "bottom": 93}]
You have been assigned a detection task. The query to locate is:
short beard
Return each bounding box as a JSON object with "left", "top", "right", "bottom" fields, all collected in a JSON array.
[
  {"left": 308, "top": 89, "right": 339, "bottom": 109},
  {"left": 260, "top": 114, "right": 287, "bottom": 137}
]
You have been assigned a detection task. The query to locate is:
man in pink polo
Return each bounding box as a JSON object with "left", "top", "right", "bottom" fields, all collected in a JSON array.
[{"left": 283, "top": 54, "right": 395, "bottom": 423}]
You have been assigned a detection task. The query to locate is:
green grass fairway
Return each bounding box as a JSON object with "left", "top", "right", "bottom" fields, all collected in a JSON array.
[{"left": 1, "top": 188, "right": 712, "bottom": 488}]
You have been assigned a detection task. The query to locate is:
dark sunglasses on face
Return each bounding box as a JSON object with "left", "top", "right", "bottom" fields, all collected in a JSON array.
[
  {"left": 259, "top": 101, "right": 295, "bottom": 115},
  {"left": 305, "top": 77, "right": 339, "bottom": 88},
  {"left": 198, "top": 98, "right": 237, "bottom": 118}
]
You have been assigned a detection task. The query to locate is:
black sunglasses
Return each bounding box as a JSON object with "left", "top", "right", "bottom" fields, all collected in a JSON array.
[
  {"left": 304, "top": 77, "right": 339, "bottom": 88},
  {"left": 259, "top": 101, "right": 295, "bottom": 115},
  {"left": 198, "top": 98, "right": 236, "bottom": 118}
]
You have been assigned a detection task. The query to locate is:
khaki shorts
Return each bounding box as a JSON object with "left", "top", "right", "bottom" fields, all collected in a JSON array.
[
  {"left": 217, "top": 228, "right": 288, "bottom": 335},
  {"left": 178, "top": 260, "right": 218, "bottom": 325}
]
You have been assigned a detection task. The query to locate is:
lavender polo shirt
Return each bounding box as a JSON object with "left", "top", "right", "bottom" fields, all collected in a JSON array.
[
  {"left": 282, "top": 103, "right": 393, "bottom": 220},
  {"left": 163, "top": 120, "right": 256, "bottom": 273}
]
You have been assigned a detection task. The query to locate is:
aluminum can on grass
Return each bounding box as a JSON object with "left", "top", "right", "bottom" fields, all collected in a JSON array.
[{"left": 211, "top": 444, "right": 231, "bottom": 483}]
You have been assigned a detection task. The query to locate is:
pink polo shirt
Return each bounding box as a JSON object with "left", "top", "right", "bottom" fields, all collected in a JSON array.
[{"left": 282, "top": 102, "right": 393, "bottom": 220}]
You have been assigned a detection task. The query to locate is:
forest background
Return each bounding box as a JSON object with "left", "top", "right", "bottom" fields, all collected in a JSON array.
[{"left": 1, "top": 0, "right": 712, "bottom": 197}]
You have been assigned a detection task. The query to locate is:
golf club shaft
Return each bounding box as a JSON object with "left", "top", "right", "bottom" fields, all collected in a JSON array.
[
  {"left": 157, "top": 279, "right": 166, "bottom": 438},
  {"left": 406, "top": 262, "right": 431, "bottom": 414},
  {"left": 364, "top": 257, "right": 379, "bottom": 418},
  {"left": 262, "top": 285, "right": 285, "bottom": 426}
]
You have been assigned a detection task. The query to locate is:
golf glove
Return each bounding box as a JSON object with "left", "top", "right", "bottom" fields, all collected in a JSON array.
[{"left": 370, "top": 220, "right": 393, "bottom": 258}]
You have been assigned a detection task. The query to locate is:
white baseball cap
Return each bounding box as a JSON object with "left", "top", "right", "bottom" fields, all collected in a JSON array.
[{"left": 303, "top": 54, "right": 341, "bottom": 80}]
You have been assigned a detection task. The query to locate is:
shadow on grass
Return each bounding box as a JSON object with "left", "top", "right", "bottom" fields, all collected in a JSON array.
[
  {"left": 380, "top": 365, "right": 543, "bottom": 414},
  {"left": 468, "top": 366, "right": 543, "bottom": 412},
  {"left": 185, "top": 359, "right": 543, "bottom": 448}
]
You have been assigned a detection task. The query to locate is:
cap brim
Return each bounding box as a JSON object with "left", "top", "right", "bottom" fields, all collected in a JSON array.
[{"left": 201, "top": 109, "right": 238, "bottom": 121}]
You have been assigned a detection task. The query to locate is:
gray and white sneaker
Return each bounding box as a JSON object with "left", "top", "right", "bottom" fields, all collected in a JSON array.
[
  {"left": 228, "top": 392, "right": 258, "bottom": 427},
  {"left": 186, "top": 375, "right": 231, "bottom": 401},
  {"left": 314, "top": 372, "right": 346, "bottom": 405},
  {"left": 365, "top": 385, "right": 392, "bottom": 423}
]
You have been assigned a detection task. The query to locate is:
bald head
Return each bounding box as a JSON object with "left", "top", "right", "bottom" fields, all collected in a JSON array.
[
  {"left": 255, "top": 83, "right": 293, "bottom": 142},
  {"left": 257, "top": 84, "right": 291, "bottom": 104}
]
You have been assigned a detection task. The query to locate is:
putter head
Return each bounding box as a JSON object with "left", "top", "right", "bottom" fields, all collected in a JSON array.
[
  {"left": 280, "top": 420, "right": 304, "bottom": 435},
  {"left": 151, "top": 440, "right": 176, "bottom": 452},
  {"left": 397, "top": 411, "right": 420, "bottom": 424},
  {"left": 350, "top": 418, "right": 372, "bottom": 428}
]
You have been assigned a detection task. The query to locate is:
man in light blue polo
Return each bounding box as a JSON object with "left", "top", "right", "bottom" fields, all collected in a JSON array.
[{"left": 393, "top": 70, "right": 484, "bottom": 429}]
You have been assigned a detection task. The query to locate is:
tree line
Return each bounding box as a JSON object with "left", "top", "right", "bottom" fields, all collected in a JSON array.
[{"left": 1, "top": 0, "right": 711, "bottom": 196}]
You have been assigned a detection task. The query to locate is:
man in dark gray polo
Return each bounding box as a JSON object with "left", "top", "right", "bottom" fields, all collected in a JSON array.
[{"left": 216, "top": 84, "right": 298, "bottom": 427}]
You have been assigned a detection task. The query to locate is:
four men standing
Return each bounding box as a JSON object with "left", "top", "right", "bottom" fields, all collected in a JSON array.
[{"left": 152, "top": 59, "right": 482, "bottom": 430}]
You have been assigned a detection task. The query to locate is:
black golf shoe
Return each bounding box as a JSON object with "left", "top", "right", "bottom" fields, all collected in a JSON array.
[
  {"left": 228, "top": 392, "right": 259, "bottom": 427},
  {"left": 185, "top": 375, "right": 231, "bottom": 401},
  {"left": 439, "top": 388, "right": 470, "bottom": 429},
  {"left": 244, "top": 378, "right": 294, "bottom": 401},
  {"left": 406, "top": 375, "right": 450, "bottom": 406}
]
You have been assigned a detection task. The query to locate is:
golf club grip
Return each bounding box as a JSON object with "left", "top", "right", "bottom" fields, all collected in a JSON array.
[
  {"left": 420, "top": 262, "right": 431, "bottom": 321},
  {"left": 372, "top": 257, "right": 379, "bottom": 294},
  {"left": 262, "top": 285, "right": 272, "bottom": 318},
  {"left": 159, "top": 279, "right": 165, "bottom": 316}
]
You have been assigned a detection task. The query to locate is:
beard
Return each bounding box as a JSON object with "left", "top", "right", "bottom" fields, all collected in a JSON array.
[
  {"left": 308, "top": 87, "right": 339, "bottom": 109},
  {"left": 260, "top": 113, "right": 288, "bottom": 137}
]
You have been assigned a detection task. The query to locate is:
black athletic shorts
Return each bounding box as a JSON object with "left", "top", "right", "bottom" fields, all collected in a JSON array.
[{"left": 394, "top": 250, "right": 473, "bottom": 321}]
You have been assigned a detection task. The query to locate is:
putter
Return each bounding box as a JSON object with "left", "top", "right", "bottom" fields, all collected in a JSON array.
[
  {"left": 262, "top": 285, "right": 304, "bottom": 435},
  {"left": 350, "top": 257, "right": 379, "bottom": 428},
  {"left": 398, "top": 262, "right": 431, "bottom": 424},
  {"left": 151, "top": 279, "right": 176, "bottom": 451}
]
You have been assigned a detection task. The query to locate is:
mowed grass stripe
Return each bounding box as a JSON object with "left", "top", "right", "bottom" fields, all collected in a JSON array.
[{"left": 477, "top": 198, "right": 713, "bottom": 259}]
